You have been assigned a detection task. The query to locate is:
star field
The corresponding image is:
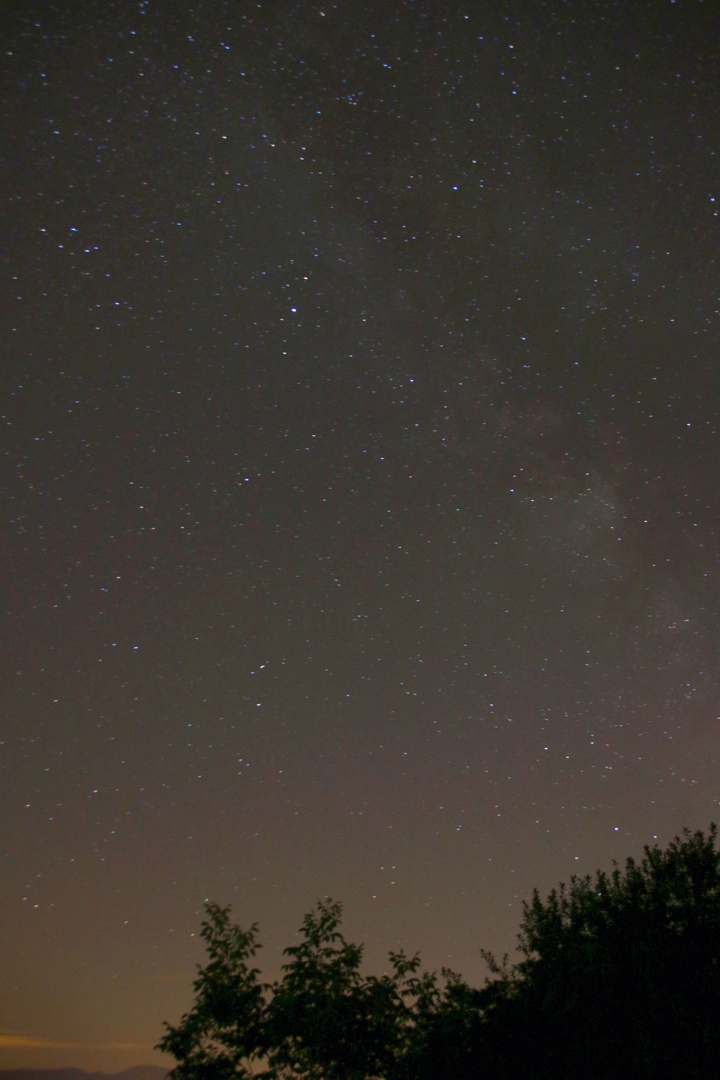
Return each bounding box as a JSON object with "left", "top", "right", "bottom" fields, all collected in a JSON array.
[{"left": 2, "top": 1, "right": 720, "bottom": 1069}]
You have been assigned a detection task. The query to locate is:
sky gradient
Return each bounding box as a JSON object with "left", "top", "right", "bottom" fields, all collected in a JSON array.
[{"left": 2, "top": 0, "right": 720, "bottom": 1071}]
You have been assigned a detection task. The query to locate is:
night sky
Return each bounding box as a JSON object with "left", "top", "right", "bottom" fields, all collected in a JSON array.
[{"left": 2, "top": 0, "right": 720, "bottom": 1070}]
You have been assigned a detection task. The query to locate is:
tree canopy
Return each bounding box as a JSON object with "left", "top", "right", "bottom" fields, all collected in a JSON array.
[{"left": 159, "top": 824, "right": 720, "bottom": 1080}]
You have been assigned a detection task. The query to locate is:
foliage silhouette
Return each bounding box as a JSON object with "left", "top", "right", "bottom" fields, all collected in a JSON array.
[
  {"left": 157, "top": 903, "right": 267, "bottom": 1080},
  {"left": 477, "top": 823, "right": 720, "bottom": 1079},
  {"left": 158, "top": 897, "right": 473, "bottom": 1080},
  {"left": 159, "top": 825, "right": 720, "bottom": 1080}
]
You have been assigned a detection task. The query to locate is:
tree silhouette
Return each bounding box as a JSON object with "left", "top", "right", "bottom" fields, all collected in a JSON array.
[
  {"left": 479, "top": 824, "right": 720, "bottom": 1079},
  {"left": 157, "top": 903, "right": 268, "bottom": 1080},
  {"left": 159, "top": 825, "right": 720, "bottom": 1080},
  {"left": 158, "top": 897, "right": 473, "bottom": 1080}
]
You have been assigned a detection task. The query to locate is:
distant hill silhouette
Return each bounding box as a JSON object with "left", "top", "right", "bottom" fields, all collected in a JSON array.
[{"left": 0, "top": 1068, "right": 168, "bottom": 1080}]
